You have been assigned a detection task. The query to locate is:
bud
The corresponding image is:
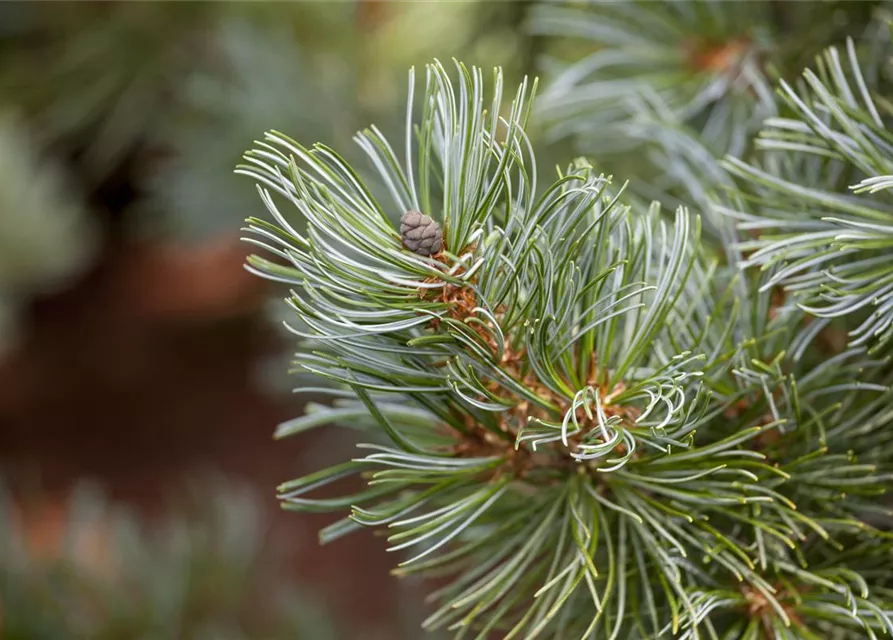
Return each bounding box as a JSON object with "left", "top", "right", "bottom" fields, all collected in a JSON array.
[{"left": 400, "top": 210, "right": 442, "bottom": 256}]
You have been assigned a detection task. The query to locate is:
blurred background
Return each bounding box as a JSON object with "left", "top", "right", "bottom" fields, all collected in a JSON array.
[
  {"left": 1, "top": 1, "right": 888, "bottom": 638},
  {"left": 0, "top": 2, "right": 535, "bottom": 638}
]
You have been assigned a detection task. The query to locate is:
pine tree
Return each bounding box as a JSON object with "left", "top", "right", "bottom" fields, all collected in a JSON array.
[{"left": 239, "top": 2, "right": 893, "bottom": 638}]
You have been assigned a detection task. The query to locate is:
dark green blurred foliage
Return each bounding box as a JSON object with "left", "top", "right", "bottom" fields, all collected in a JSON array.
[
  {"left": 531, "top": 0, "right": 893, "bottom": 223},
  {"left": 0, "top": 1, "right": 535, "bottom": 242},
  {"left": 0, "top": 477, "right": 338, "bottom": 640}
]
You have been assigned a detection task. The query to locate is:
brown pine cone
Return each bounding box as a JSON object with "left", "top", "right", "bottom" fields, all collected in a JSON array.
[{"left": 400, "top": 210, "right": 442, "bottom": 256}]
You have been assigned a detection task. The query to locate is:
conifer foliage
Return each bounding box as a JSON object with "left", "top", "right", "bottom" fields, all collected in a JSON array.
[{"left": 240, "top": 2, "right": 893, "bottom": 637}]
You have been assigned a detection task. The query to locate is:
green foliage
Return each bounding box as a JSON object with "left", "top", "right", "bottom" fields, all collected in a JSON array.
[
  {"left": 724, "top": 37, "right": 893, "bottom": 353},
  {"left": 0, "top": 477, "right": 338, "bottom": 640},
  {"left": 0, "top": 2, "right": 535, "bottom": 246},
  {"left": 0, "top": 112, "right": 96, "bottom": 294},
  {"left": 529, "top": 0, "right": 886, "bottom": 225},
  {"left": 0, "top": 3, "right": 213, "bottom": 182},
  {"left": 141, "top": 14, "right": 353, "bottom": 242},
  {"left": 240, "top": 40, "right": 893, "bottom": 637},
  {"left": 0, "top": 111, "right": 97, "bottom": 356},
  {"left": 531, "top": 0, "right": 776, "bottom": 155}
]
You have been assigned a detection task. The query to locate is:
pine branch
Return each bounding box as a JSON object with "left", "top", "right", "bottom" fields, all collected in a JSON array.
[
  {"left": 529, "top": 1, "right": 888, "bottom": 239},
  {"left": 530, "top": 0, "right": 777, "bottom": 157},
  {"left": 240, "top": 58, "right": 893, "bottom": 638},
  {"left": 723, "top": 37, "right": 893, "bottom": 352}
]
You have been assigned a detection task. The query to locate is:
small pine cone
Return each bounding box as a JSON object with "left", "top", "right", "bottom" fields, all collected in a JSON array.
[{"left": 400, "top": 210, "right": 442, "bottom": 256}]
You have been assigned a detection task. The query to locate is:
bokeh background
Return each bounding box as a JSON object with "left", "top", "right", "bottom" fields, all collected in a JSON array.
[
  {"left": 4, "top": 1, "right": 888, "bottom": 638},
  {"left": 0, "top": 2, "right": 537, "bottom": 638}
]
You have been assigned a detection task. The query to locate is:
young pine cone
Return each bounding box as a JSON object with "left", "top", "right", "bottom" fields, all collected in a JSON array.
[{"left": 400, "top": 210, "right": 442, "bottom": 256}]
